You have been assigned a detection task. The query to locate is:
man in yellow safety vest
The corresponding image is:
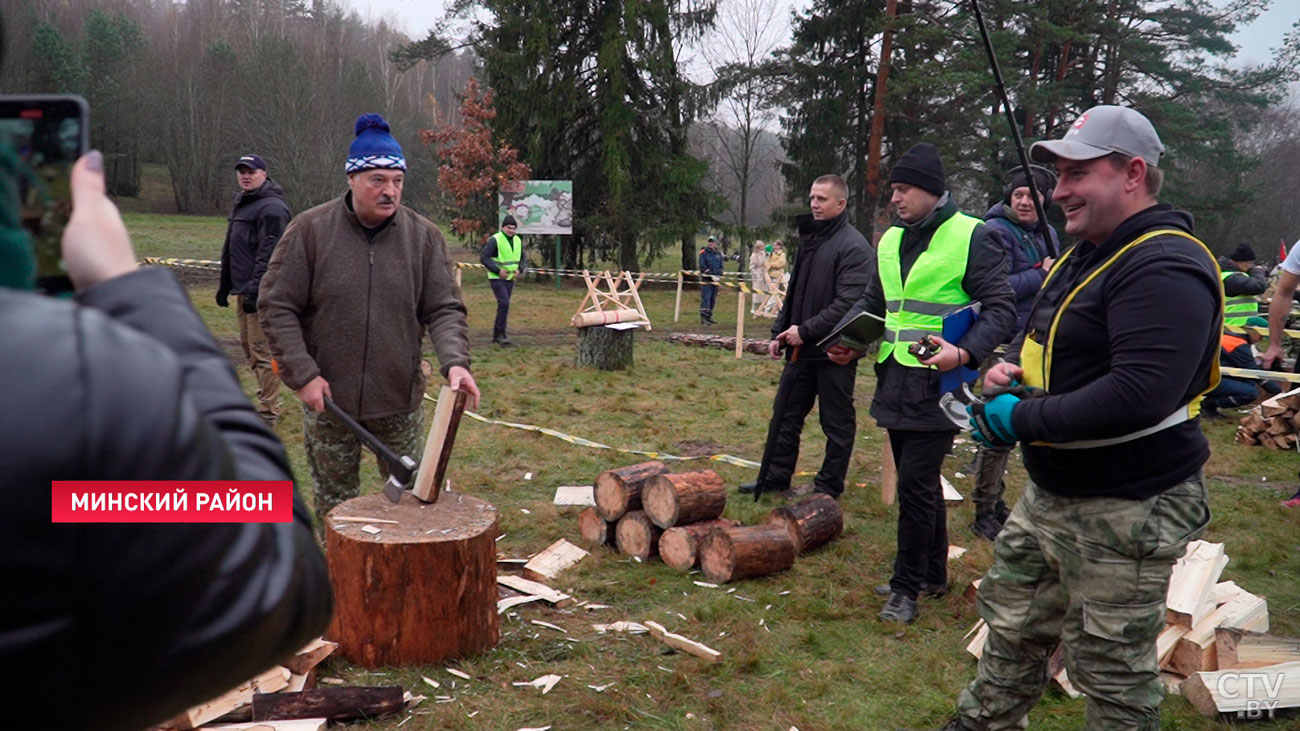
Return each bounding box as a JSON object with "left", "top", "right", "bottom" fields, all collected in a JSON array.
[{"left": 481, "top": 215, "right": 526, "bottom": 346}]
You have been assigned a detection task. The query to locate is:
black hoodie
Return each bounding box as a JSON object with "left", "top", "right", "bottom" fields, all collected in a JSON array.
[
  {"left": 218, "top": 179, "right": 292, "bottom": 298},
  {"left": 1008, "top": 203, "right": 1221, "bottom": 499}
]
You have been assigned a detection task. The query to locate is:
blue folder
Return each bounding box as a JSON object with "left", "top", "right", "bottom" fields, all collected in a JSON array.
[{"left": 940, "top": 307, "right": 979, "bottom": 394}]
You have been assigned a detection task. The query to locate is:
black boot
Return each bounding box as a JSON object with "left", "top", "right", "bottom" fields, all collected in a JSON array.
[
  {"left": 971, "top": 511, "right": 1003, "bottom": 541},
  {"left": 879, "top": 592, "right": 919, "bottom": 623},
  {"left": 993, "top": 499, "right": 1011, "bottom": 524},
  {"left": 874, "top": 581, "right": 947, "bottom": 599}
]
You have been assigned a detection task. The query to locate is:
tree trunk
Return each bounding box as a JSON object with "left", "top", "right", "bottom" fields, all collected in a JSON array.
[
  {"left": 593, "top": 460, "right": 669, "bottom": 521},
  {"left": 324, "top": 493, "right": 499, "bottom": 668},
  {"left": 660, "top": 518, "right": 741, "bottom": 571},
  {"left": 698, "top": 524, "right": 796, "bottom": 583},
  {"left": 765, "top": 493, "right": 843, "bottom": 554},
  {"left": 575, "top": 326, "right": 635, "bottom": 370},
  {"left": 863, "top": 0, "right": 896, "bottom": 238},
  {"left": 615, "top": 510, "right": 662, "bottom": 560},
  {"left": 578, "top": 506, "right": 617, "bottom": 548},
  {"left": 642, "top": 470, "right": 726, "bottom": 529}
]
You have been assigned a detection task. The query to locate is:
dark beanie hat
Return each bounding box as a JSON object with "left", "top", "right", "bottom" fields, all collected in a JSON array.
[
  {"left": 502, "top": 215, "right": 518, "bottom": 228},
  {"left": 1004, "top": 165, "right": 1056, "bottom": 204},
  {"left": 889, "top": 143, "right": 945, "bottom": 197},
  {"left": 1230, "top": 243, "right": 1256, "bottom": 262}
]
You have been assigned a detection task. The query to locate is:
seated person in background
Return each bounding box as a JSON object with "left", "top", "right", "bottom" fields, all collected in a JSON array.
[{"left": 1203, "top": 316, "right": 1276, "bottom": 418}]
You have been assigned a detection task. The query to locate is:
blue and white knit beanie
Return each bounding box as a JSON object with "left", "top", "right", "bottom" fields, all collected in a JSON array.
[{"left": 346, "top": 114, "right": 406, "bottom": 174}]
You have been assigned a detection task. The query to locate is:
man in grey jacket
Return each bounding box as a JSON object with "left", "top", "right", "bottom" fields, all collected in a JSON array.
[
  {"left": 261, "top": 114, "right": 480, "bottom": 523},
  {"left": 217, "top": 153, "right": 291, "bottom": 426}
]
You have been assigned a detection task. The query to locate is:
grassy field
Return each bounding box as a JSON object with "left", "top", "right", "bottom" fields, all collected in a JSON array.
[{"left": 125, "top": 214, "right": 1300, "bottom": 730}]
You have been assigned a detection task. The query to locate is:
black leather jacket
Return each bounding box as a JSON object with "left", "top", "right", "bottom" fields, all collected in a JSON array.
[{"left": 0, "top": 267, "right": 332, "bottom": 731}]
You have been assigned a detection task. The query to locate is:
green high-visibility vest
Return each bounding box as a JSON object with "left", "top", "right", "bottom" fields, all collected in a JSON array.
[
  {"left": 877, "top": 212, "right": 979, "bottom": 367},
  {"left": 487, "top": 231, "right": 522, "bottom": 280},
  {"left": 1220, "top": 270, "right": 1257, "bottom": 328}
]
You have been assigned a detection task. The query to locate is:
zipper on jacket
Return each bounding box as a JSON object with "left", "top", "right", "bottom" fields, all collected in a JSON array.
[{"left": 358, "top": 241, "right": 375, "bottom": 413}]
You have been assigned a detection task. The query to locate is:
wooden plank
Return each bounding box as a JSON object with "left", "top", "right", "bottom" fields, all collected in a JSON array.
[
  {"left": 644, "top": 620, "right": 722, "bottom": 663},
  {"left": 251, "top": 687, "right": 405, "bottom": 722},
  {"left": 941, "top": 475, "right": 962, "bottom": 502},
  {"left": 412, "top": 386, "right": 468, "bottom": 503},
  {"left": 523, "top": 538, "right": 589, "bottom": 582},
  {"left": 283, "top": 638, "right": 337, "bottom": 675},
  {"left": 497, "top": 594, "right": 545, "bottom": 614},
  {"left": 1165, "top": 541, "right": 1228, "bottom": 630},
  {"left": 1182, "top": 661, "right": 1300, "bottom": 717},
  {"left": 553, "top": 485, "right": 595, "bottom": 506},
  {"left": 1216, "top": 627, "right": 1300, "bottom": 669},
  {"left": 179, "top": 666, "right": 291, "bottom": 729},
  {"left": 965, "top": 619, "right": 988, "bottom": 660},
  {"left": 497, "top": 574, "right": 574, "bottom": 606}
]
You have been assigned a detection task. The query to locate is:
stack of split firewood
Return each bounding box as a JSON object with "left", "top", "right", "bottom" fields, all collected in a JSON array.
[
  {"left": 577, "top": 460, "right": 843, "bottom": 583},
  {"left": 964, "top": 540, "right": 1300, "bottom": 719},
  {"left": 1235, "top": 387, "right": 1300, "bottom": 450},
  {"left": 151, "top": 639, "right": 417, "bottom": 730}
]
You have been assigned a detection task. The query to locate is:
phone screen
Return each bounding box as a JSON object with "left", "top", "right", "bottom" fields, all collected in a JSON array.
[{"left": 0, "top": 95, "right": 89, "bottom": 294}]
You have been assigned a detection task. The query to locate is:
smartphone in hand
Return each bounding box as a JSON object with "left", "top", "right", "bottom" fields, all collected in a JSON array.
[{"left": 0, "top": 95, "right": 90, "bottom": 295}]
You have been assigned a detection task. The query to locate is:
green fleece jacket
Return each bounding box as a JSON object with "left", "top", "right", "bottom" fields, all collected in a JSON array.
[{"left": 260, "top": 193, "right": 470, "bottom": 420}]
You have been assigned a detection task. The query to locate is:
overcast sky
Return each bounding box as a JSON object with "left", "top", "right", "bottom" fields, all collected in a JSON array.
[{"left": 353, "top": 0, "right": 1296, "bottom": 68}]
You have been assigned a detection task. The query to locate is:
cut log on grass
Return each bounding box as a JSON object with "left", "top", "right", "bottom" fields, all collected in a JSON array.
[
  {"left": 1167, "top": 592, "right": 1269, "bottom": 676},
  {"left": 1216, "top": 627, "right": 1300, "bottom": 669},
  {"left": 575, "top": 325, "right": 635, "bottom": 370},
  {"left": 594, "top": 461, "right": 669, "bottom": 521},
  {"left": 523, "top": 538, "right": 588, "bottom": 582},
  {"left": 1166, "top": 540, "right": 1228, "bottom": 630},
  {"left": 697, "top": 524, "right": 796, "bottom": 583},
  {"left": 615, "top": 510, "right": 662, "bottom": 560},
  {"left": 659, "top": 518, "right": 741, "bottom": 571},
  {"left": 325, "top": 493, "right": 499, "bottom": 668},
  {"left": 642, "top": 470, "right": 726, "bottom": 528},
  {"left": 578, "top": 506, "right": 617, "bottom": 548},
  {"left": 251, "top": 687, "right": 404, "bottom": 722},
  {"left": 411, "top": 386, "right": 467, "bottom": 503},
  {"left": 1182, "top": 661, "right": 1300, "bottom": 717},
  {"left": 765, "top": 493, "right": 843, "bottom": 554}
]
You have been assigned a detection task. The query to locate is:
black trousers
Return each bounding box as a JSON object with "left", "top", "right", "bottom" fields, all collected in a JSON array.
[
  {"left": 887, "top": 428, "right": 955, "bottom": 599},
  {"left": 757, "top": 358, "right": 858, "bottom": 496},
  {"left": 489, "top": 279, "right": 513, "bottom": 339}
]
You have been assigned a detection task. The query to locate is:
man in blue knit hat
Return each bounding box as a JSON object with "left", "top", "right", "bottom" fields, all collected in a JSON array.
[{"left": 261, "top": 114, "right": 481, "bottom": 523}]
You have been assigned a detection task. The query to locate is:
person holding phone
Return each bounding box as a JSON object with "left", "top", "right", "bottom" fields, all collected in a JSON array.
[
  {"left": 0, "top": 144, "right": 332, "bottom": 729},
  {"left": 217, "top": 153, "right": 291, "bottom": 426}
]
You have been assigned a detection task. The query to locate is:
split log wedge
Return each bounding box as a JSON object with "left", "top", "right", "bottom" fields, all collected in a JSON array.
[
  {"left": 642, "top": 470, "right": 726, "bottom": 528},
  {"left": 697, "top": 524, "right": 795, "bottom": 583},
  {"left": 594, "top": 461, "right": 669, "bottom": 521},
  {"left": 659, "top": 518, "right": 741, "bottom": 571},
  {"left": 765, "top": 494, "right": 843, "bottom": 554}
]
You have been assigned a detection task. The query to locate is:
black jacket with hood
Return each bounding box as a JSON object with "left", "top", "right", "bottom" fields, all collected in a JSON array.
[
  {"left": 0, "top": 267, "right": 332, "bottom": 731},
  {"left": 773, "top": 210, "right": 875, "bottom": 360},
  {"left": 219, "top": 179, "right": 291, "bottom": 298},
  {"left": 1007, "top": 204, "right": 1221, "bottom": 500},
  {"left": 853, "top": 193, "right": 1017, "bottom": 431}
]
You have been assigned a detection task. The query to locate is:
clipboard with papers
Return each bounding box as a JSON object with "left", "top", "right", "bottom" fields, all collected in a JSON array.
[{"left": 817, "top": 309, "right": 887, "bottom": 350}]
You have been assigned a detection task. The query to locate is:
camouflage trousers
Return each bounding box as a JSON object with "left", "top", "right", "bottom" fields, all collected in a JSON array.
[
  {"left": 237, "top": 295, "right": 281, "bottom": 426},
  {"left": 971, "top": 443, "right": 1013, "bottom": 516},
  {"left": 956, "top": 475, "right": 1210, "bottom": 730},
  {"left": 302, "top": 405, "right": 424, "bottom": 525}
]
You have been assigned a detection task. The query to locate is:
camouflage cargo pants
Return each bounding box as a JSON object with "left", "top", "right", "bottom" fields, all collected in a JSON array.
[
  {"left": 302, "top": 405, "right": 424, "bottom": 525},
  {"left": 956, "top": 475, "right": 1210, "bottom": 730},
  {"left": 971, "top": 443, "right": 1013, "bottom": 516},
  {"left": 237, "top": 295, "right": 281, "bottom": 426}
]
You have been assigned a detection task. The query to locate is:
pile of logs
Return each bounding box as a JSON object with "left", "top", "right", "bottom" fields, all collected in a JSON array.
[
  {"left": 1234, "top": 387, "right": 1300, "bottom": 450},
  {"left": 152, "top": 639, "right": 415, "bottom": 730},
  {"left": 578, "top": 460, "right": 843, "bottom": 584},
  {"left": 963, "top": 540, "right": 1300, "bottom": 719},
  {"left": 668, "top": 332, "right": 771, "bottom": 355}
]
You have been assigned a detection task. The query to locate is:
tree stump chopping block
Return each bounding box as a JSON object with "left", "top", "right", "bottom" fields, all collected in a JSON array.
[
  {"left": 642, "top": 470, "right": 726, "bottom": 528},
  {"left": 325, "top": 493, "right": 499, "bottom": 668},
  {"left": 615, "top": 510, "right": 662, "bottom": 560},
  {"left": 660, "top": 518, "right": 741, "bottom": 571},
  {"left": 575, "top": 325, "right": 635, "bottom": 370},
  {"left": 594, "top": 460, "right": 669, "bottom": 521},
  {"left": 765, "top": 493, "right": 843, "bottom": 554},
  {"left": 698, "top": 524, "right": 795, "bottom": 583}
]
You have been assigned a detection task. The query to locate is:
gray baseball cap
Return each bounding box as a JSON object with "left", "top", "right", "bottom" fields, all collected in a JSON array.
[{"left": 1030, "top": 105, "right": 1164, "bottom": 168}]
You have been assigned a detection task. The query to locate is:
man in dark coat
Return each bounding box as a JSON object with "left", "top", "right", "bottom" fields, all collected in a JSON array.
[
  {"left": 739, "top": 174, "right": 874, "bottom": 499},
  {"left": 217, "top": 153, "right": 292, "bottom": 426},
  {"left": 699, "top": 235, "right": 724, "bottom": 324},
  {"left": 829, "top": 143, "right": 1015, "bottom": 624}
]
